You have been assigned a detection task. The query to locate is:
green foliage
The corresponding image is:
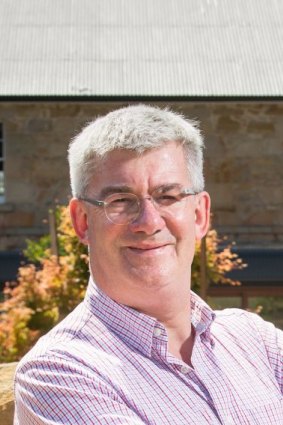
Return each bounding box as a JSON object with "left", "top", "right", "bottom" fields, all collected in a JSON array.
[{"left": 24, "top": 235, "right": 51, "bottom": 263}]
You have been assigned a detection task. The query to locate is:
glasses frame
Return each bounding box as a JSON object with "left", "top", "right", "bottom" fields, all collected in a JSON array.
[{"left": 79, "top": 187, "right": 197, "bottom": 225}]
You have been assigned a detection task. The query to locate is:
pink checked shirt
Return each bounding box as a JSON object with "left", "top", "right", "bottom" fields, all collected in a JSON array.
[{"left": 15, "top": 278, "right": 283, "bottom": 424}]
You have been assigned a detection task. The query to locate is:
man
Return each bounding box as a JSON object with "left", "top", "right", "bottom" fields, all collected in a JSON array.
[{"left": 15, "top": 105, "right": 283, "bottom": 424}]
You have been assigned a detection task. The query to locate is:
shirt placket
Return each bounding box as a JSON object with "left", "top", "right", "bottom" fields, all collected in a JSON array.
[
  {"left": 152, "top": 324, "right": 223, "bottom": 424},
  {"left": 192, "top": 332, "right": 237, "bottom": 425}
]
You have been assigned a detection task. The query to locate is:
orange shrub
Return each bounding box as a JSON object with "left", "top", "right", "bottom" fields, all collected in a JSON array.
[
  {"left": 0, "top": 206, "right": 88, "bottom": 362},
  {"left": 192, "top": 229, "right": 245, "bottom": 289}
]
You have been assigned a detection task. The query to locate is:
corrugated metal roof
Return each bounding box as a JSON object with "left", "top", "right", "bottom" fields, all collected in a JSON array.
[{"left": 0, "top": 0, "right": 282, "bottom": 97}]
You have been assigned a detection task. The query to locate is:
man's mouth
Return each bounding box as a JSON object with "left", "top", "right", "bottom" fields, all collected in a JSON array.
[{"left": 126, "top": 244, "right": 171, "bottom": 254}]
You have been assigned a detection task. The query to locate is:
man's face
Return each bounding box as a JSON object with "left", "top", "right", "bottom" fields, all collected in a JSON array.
[{"left": 70, "top": 141, "right": 210, "bottom": 311}]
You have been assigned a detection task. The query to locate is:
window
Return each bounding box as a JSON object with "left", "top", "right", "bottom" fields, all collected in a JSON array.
[{"left": 0, "top": 123, "right": 4, "bottom": 202}]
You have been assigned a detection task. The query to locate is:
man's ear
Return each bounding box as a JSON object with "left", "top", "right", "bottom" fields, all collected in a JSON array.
[
  {"left": 69, "top": 198, "right": 90, "bottom": 245},
  {"left": 194, "top": 191, "right": 211, "bottom": 241}
]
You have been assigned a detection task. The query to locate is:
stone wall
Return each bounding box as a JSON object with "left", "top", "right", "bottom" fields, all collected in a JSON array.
[
  {"left": 0, "top": 362, "right": 17, "bottom": 425},
  {"left": 0, "top": 101, "right": 282, "bottom": 250}
]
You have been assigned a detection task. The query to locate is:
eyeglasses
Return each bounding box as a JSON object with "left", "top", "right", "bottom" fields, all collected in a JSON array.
[{"left": 79, "top": 186, "right": 197, "bottom": 225}]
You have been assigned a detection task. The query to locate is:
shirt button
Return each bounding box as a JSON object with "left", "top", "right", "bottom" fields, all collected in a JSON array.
[
  {"left": 153, "top": 328, "right": 162, "bottom": 337},
  {"left": 180, "top": 365, "right": 190, "bottom": 374},
  {"left": 197, "top": 323, "right": 205, "bottom": 333}
]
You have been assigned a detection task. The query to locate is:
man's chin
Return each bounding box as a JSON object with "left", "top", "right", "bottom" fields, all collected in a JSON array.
[{"left": 127, "top": 266, "right": 175, "bottom": 290}]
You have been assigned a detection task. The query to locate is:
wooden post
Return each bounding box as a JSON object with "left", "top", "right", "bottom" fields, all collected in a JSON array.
[
  {"left": 241, "top": 289, "right": 249, "bottom": 310},
  {"left": 48, "top": 208, "right": 59, "bottom": 258},
  {"left": 200, "top": 236, "right": 207, "bottom": 301}
]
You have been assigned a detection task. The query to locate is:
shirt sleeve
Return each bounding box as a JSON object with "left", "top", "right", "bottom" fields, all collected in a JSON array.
[
  {"left": 14, "top": 355, "right": 146, "bottom": 425},
  {"left": 249, "top": 311, "right": 283, "bottom": 393}
]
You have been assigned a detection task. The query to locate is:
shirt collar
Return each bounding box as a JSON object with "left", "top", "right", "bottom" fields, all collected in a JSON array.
[
  {"left": 85, "top": 277, "right": 215, "bottom": 358},
  {"left": 190, "top": 291, "right": 216, "bottom": 338},
  {"left": 85, "top": 277, "right": 157, "bottom": 357}
]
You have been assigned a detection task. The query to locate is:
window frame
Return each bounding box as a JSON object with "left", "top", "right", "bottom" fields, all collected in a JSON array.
[{"left": 0, "top": 123, "right": 5, "bottom": 203}]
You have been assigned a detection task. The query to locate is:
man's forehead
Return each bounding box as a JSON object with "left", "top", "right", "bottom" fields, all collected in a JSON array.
[{"left": 88, "top": 143, "right": 190, "bottom": 196}]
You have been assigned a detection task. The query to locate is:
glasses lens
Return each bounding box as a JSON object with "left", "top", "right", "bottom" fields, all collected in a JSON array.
[
  {"left": 152, "top": 186, "right": 185, "bottom": 209},
  {"left": 105, "top": 193, "right": 139, "bottom": 224}
]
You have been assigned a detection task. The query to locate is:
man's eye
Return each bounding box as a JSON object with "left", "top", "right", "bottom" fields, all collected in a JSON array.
[
  {"left": 112, "top": 197, "right": 131, "bottom": 204},
  {"left": 156, "top": 194, "right": 178, "bottom": 204},
  {"left": 162, "top": 195, "right": 177, "bottom": 200}
]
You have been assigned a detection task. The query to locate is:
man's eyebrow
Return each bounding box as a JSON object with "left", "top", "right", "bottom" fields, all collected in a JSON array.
[
  {"left": 156, "top": 183, "right": 183, "bottom": 192},
  {"left": 99, "top": 183, "right": 183, "bottom": 198},
  {"left": 99, "top": 185, "right": 134, "bottom": 198}
]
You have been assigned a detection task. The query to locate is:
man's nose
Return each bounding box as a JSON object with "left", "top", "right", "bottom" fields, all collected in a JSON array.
[{"left": 129, "top": 198, "right": 165, "bottom": 234}]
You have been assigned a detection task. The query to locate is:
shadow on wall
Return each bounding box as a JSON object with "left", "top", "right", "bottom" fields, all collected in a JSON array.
[{"left": 0, "top": 251, "right": 27, "bottom": 290}]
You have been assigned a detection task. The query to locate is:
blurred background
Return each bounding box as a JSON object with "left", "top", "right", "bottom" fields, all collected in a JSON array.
[{"left": 0, "top": 0, "right": 283, "bottom": 322}]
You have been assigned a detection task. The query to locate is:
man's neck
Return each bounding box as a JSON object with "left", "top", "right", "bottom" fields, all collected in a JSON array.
[
  {"left": 92, "top": 274, "right": 194, "bottom": 364},
  {"left": 167, "top": 325, "right": 195, "bottom": 366},
  {"left": 160, "top": 306, "right": 194, "bottom": 366},
  {"left": 131, "top": 283, "right": 194, "bottom": 365}
]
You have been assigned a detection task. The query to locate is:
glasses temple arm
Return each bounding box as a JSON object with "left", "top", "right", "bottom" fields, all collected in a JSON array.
[{"left": 79, "top": 197, "right": 105, "bottom": 207}]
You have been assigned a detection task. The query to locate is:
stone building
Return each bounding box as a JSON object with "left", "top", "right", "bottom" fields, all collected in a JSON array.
[{"left": 0, "top": 0, "right": 282, "bottom": 284}]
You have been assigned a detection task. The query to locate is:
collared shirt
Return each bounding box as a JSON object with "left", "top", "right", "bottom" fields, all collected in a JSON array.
[{"left": 14, "top": 278, "right": 283, "bottom": 425}]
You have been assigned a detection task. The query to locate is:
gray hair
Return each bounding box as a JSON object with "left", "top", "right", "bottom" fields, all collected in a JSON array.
[{"left": 68, "top": 104, "right": 204, "bottom": 197}]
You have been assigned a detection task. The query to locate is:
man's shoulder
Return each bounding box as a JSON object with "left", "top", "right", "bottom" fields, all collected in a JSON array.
[
  {"left": 213, "top": 307, "right": 265, "bottom": 328},
  {"left": 212, "top": 307, "right": 282, "bottom": 343},
  {"left": 214, "top": 307, "right": 253, "bottom": 320}
]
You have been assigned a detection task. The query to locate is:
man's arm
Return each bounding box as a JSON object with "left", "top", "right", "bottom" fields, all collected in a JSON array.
[
  {"left": 250, "top": 312, "right": 283, "bottom": 393},
  {"left": 14, "top": 355, "right": 146, "bottom": 425}
]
